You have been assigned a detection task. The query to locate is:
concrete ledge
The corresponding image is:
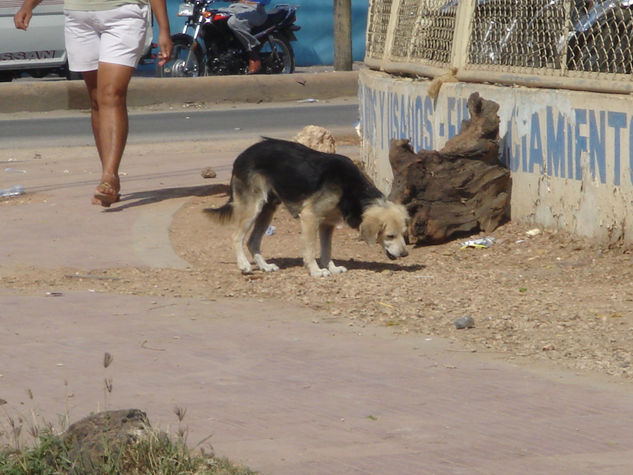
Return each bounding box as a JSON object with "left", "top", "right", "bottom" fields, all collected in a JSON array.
[{"left": 0, "top": 71, "right": 359, "bottom": 113}]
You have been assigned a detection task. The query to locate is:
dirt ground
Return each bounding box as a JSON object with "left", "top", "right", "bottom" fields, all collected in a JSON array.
[
  {"left": 168, "top": 195, "right": 633, "bottom": 380},
  {"left": 9, "top": 194, "right": 633, "bottom": 382},
  {"left": 3, "top": 138, "right": 633, "bottom": 383}
]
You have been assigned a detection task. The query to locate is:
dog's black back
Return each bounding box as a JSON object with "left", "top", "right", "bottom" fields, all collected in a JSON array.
[{"left": 233, "top": 138, "right": 383, "bottom": 228}]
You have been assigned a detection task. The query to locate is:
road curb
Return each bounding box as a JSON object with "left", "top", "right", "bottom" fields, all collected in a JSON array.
[{"left": 0, "top": 71, "right": 359, "bottom": 113}]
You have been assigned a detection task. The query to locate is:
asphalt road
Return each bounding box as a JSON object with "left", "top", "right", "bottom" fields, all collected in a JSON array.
[{"left": 0, "top": 100, "right": 359, "bottom": 149}]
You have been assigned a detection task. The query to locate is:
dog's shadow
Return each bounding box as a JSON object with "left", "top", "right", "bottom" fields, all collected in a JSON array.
[
  {"left": 105, "top": 183, "right": 229, "bottom": 212},
  {"left": 268, "top": 257, "right": 425, "bottom": 273}
]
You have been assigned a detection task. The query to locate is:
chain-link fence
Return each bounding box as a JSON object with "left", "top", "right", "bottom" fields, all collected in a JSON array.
[{"left": 365, "top": 0, "right": 633, "bottom": 93}]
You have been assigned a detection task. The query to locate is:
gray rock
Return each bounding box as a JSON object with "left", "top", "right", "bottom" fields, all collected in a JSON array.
[
  {"left": 62, "top": 409, "right": 155, "bottom": 469},
  {"left": 454, "top": 316, "right": 475, "bottom": 329}
]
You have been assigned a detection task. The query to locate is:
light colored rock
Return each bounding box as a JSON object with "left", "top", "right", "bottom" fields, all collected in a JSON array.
[
  {"left": 293, "top": 125, "right": 336, "bottom": 153},
  {"left": 201, "top": 167, "right": 217, "bottom": 179}
]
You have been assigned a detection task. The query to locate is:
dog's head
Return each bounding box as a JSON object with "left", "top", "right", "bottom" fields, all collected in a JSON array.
[{"left": 359, "top": 200, "right": 409, "bottom": 260}]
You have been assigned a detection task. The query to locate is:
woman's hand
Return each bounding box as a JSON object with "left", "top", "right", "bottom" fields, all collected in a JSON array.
[
  {"left": 13, "top": 0, "right": 42, "bottom": 30},
  {"left": 14, "top": 6, "right": 33, "bottom": 30},
  {"left": 156, "top": 31, "right": 173, "bottom": 66}
]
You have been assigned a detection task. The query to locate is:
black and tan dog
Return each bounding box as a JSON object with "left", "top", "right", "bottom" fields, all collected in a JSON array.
[{"left": 205, "top": 138, "right": 409, "bottom": 277}]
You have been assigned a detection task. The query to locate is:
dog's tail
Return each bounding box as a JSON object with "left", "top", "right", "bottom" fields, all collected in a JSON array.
[{"left": 204, "top": 198, "right": 235, "bottom": 225}]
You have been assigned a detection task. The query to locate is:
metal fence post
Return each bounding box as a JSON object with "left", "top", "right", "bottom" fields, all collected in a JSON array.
[{"left": 452, "top": 0, "right": 476, "bottom": 71}]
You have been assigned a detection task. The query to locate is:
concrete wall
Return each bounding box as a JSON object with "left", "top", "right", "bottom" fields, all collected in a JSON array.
[
  {"left": 0, "top": 71, "right": 359, "bottom": 113},
  {"left": 358, "top": 68, "right": 633, "bottom": 244}
]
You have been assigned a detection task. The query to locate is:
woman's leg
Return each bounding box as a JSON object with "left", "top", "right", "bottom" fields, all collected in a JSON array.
[
  {"left": 86, "top": 62, "right": 135, "bottom": 206},
  {"left": 71, "top": 4, "right": 149, "bottom": 206},
  {"left": 82, "top": 70, "right": 103, "bottom": 164}
]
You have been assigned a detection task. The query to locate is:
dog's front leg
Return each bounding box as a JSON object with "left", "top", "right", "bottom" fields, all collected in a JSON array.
[
  {"left": 247, "top": 200, "right": 280, "bottom": 273},
  {"left": 300, "top": 209, "right": 330, "bottom": 277},
  {"left": 319, "top": 224, "right": 347, "bottom": 275}
]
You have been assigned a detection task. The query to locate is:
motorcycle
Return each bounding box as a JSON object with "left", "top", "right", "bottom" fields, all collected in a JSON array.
[{"left": 157, "top": 0, "right": 300, "bottom": 77}]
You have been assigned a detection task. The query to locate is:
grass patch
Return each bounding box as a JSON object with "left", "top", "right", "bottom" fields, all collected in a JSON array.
[
  {"left": 1, "top": 353, "right": 256, "bottom": 474},
  {"left": 0, "top": 428, "right": 255, "bottom": 474}
]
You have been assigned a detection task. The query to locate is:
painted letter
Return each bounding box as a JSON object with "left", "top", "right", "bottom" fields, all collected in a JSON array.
[
  {"left": 574, "top": 109, "right": 587, "bottom": 180},
  {"left": 589, "top": 110, "right": 606, "bottom": 184},
  {"left": 608, "top": 111, "right": 626, "bottom": 186},
  {"left": 447, "top": 97, "right": 457, "bottom": 138},
  {"left": 424, "top": 96, "right": 433, "bottom": 150},
  {"left": 546, "top": 107, "right": 565, "bottom": 178},
  {"left": 414, "top": 96, "right": 423, "bottom": 152},
  {"left": 529, "top": 113, "right": 544, "bottom": 173}
]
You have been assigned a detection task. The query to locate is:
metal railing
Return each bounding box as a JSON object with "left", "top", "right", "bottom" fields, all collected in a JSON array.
[{"left": 365, "top": 0, "right": 633, "bottom": 94}]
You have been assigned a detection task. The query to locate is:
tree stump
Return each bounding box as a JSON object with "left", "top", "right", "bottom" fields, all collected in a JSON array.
[{"left": 388, "top": 92, "right": 510, "bottom": 245}]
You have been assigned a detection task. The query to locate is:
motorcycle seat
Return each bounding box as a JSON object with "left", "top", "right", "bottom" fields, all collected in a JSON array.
[{"left": 252, "top": 8, "right": 290, "bottom": 34}]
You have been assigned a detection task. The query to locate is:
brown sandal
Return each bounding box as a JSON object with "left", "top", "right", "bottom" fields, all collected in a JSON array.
[{"left": 92, "top": 182, "right": 120, "bottom": 208}]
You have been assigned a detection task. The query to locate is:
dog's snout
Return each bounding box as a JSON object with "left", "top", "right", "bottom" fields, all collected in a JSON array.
[
  {"left": 385, "top": 247, "right": 408, "bottom": 260},
  {"left": 384, "top": 234, "right": 408, "bottom": 259}
]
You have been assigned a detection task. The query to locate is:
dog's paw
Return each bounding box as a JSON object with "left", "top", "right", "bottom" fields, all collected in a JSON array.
[
  {"left": 310, "top": 268, "right": 331, "bottom": 278},
  {"left": 254, "top": 255, "right": 279, "bottom": 272},
  {"left": 327, "top": 263, "right": 347, "bottom": 275},
  {"left": 237, "top": 255, "right": 252, "bottom": 274},
  {"left": 260, "top": 263, "right": 279, "bottom": 272}
]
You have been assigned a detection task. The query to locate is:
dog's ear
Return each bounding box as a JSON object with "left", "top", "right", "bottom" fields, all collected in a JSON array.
[{"left": 359, "top": 214, "right": 383, "bottom": 244}]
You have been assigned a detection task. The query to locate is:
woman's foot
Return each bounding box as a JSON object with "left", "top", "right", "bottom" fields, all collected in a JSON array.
[{"left": 92, "top": 181, "right": 120, "bottom": 207}]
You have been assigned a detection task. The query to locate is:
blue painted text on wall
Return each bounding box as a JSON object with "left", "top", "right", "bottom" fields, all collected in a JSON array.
[{"left": 360, "top": 84, "right": 632, "bottom": 186}]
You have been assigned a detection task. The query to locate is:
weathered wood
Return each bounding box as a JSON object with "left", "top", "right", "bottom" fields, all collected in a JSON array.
[{"left": 388, "top": 92, "right": 510, "bottom": 245}]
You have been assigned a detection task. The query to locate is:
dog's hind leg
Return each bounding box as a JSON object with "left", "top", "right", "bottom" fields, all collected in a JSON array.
[
  {"left": 231, "top": 195, "right": 265, "bottom": 274},
  {"left": 247, "top": 198, "right": 280, "bottom": 272},
  {"left": 232, "top": 221, "right": 255, "bottom": 274},
  {"left": 319, "top": 224, "right": 347, "bottom": 275}
]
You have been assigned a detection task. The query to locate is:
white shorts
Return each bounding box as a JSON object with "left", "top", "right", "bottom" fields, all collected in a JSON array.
[{"left": 64, "top": 4, "right": 150, "bottom": 72}]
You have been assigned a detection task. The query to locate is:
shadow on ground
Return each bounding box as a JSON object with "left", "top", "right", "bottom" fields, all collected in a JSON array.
[
  {"left": 267, "top": 256, "right": 425, "bottom": 273},
  {"left": 106, "top": 184, "right": 229, "bottom": 212}
]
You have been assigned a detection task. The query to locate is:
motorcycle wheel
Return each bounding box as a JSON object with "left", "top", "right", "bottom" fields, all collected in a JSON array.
[
  {"left": 260, "top": 35, "right": 295, "bottom": 74},
  {"left": 156, "top": 34, "right": 204, "bottom": 78}
]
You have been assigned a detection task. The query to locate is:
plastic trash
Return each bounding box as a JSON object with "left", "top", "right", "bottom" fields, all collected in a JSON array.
[
  {"left": 297, "top": 98, "right": 318, "bottom": 103},
  {"left": 4, "top": 168, "right": 27, "bottom": 173},
  {"left": 460, "top": 237, "right": 495, "bottom": 249},
  {"left": 265, "top": 225, "right": 276, "bottom": 236},
  {"left": 0, "top": 185, "right": 25, "bottom": 197}
]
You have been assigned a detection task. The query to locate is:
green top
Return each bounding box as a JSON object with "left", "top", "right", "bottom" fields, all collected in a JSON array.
[{"left": 64, "top": 0, "right": 149, "bottom": 11}]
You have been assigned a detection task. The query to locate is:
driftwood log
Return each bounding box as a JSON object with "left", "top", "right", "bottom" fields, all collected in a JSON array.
[{"left": 388, "top": 92, "right": 510, "bottom": 245}]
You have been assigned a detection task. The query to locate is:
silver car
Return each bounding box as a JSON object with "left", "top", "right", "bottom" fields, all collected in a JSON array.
[{"left": 0, "top": 0, "right": 71, "bottom": 81}]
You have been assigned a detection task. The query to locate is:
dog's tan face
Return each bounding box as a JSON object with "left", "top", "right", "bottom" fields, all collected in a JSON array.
[{"left": 360, "top": 201, "right": 409, "bottom": 260}]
